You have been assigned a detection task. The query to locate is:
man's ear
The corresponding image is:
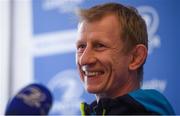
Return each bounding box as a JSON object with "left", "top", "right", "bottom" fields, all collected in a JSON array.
[{"left": 129, "top": 44, "right": 147, "bottom": 71}]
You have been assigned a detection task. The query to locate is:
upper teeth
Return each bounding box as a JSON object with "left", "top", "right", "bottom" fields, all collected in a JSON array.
[{"left": 85, "top": 71, "right": 100, "bottom": 76}]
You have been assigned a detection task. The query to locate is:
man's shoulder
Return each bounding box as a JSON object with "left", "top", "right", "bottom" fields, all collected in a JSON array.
[{"left": 128, "top": 89, "right": 175, "bottom": 115}]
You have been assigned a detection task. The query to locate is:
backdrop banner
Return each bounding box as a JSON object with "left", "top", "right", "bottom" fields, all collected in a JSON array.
[{"left": 32, "top": 0, "right": 180, "bottom": 114}]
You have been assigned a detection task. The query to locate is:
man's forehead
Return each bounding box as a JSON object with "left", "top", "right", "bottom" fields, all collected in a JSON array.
[
  {"left": 77, "top": 22, "right": 84, "bottom": 33},
  {"left": 77, "top": 21, "right": 92, "bottom": 33},
  {"left": 77, "top": 15, "right": 121, "bottom": 33}
]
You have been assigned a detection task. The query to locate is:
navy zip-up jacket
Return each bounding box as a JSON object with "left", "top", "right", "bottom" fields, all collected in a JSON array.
[{"left": 80, "top": 89, "right": 175, "bottom": 115}]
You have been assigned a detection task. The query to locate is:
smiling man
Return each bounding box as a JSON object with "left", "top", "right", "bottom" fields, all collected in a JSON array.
[{"left": 76, "top": 2, "right": 175, "bottom": 115}]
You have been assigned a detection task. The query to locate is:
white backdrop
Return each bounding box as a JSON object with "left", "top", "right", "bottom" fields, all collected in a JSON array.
[{"left": 0, "top": 0, "right": 10, "bottom": 114}]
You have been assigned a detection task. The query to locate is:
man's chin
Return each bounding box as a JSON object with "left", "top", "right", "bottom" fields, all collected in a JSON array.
[{"left": 85, "top": 87, "right": 101, "bottom": 94}]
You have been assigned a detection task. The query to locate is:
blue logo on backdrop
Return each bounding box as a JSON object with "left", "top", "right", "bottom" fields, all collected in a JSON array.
[
  {"left": 138, "top": 6, "right": 161, "bottom": 54},
  {"left": 47, "top": 69, "right": 84, "bottom": 114}
]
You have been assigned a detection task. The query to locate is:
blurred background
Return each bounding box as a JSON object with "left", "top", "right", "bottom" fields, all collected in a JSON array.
[{"left": 1, "top": 0, "right": 180, "bottom": 115}]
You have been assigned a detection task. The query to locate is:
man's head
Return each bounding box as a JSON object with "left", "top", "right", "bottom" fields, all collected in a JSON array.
[{"left": 76, "top": 2, "right": 148, "bottom": 99}]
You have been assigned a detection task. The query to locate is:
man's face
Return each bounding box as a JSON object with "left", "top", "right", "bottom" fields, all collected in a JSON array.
[{"left": 76, "top": 15, "right": 131, "bottom": 97}]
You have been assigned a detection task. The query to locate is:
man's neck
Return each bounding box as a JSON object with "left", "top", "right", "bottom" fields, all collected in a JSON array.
[{"left": 95, "top": 75, "right": 140, "bottom": 103}]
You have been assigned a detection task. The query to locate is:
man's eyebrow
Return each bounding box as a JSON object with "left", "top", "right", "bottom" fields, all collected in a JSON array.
[{"left": 76, "top": 40, "right": 85, "bottom": 45}]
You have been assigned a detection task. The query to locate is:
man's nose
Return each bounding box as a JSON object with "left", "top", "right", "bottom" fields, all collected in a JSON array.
[{"left": 79, "top": 47, "right": 96, "bottom": 66}]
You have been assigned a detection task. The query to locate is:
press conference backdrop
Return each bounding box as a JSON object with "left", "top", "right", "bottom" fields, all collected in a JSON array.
[{"left": 11, "top": 0, "right": 180, "bottom": 115}]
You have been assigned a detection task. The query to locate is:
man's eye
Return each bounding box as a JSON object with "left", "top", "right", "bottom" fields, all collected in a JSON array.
[
  {"left": 77, "top": 44, "right": 86, "bottom": 52},
  {"left": 97, "top": 44, "right": 104, "bottom": 47},
  {"left": 95, "top": 43, "right": 106, "bottom": 49}
]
